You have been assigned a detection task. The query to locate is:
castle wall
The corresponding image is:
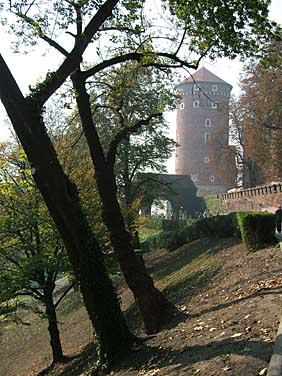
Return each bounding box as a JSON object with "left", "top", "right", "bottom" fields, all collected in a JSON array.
[{"left": 221, "top": 184, "right": 282, "bottom": 214}]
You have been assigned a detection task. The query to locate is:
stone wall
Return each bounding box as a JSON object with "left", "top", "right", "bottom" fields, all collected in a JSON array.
[{"left": 220, "top": 183, "right": 282, "bottom": 214}]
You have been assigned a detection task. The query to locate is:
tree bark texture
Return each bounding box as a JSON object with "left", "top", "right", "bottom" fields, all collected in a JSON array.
[
  {"left": 0, "top": 54, "right": 133, "bottom": 366},
  {"left": 72, "top": 70, "right": 175, "bottom": 334}
]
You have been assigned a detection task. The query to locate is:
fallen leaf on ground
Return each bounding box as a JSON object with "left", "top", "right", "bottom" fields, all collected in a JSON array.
[
  {"left": 231, "top": 333, "right": 243, "bottom": 338},
  {"left": 259, "top": 368, "right": 267, "bottom": 375},
  {"left": 194, "top": 326, "right": 204, "bottom": 331}
]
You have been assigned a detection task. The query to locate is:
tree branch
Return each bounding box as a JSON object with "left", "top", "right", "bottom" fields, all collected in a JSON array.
[
  {"left": 106, "top": 113, "right": 162, "bottom": 167},
  {"left": 10, "top": 12, "right": 69, "bottom": 57},
  {"left": 29, "top": 0, "right": 120, "bottom": 106},
  {"left": 55, "top": 281, "right": 76, "bottom": 308},
  {"left": 82, "top": 52, "right": 199, "bottom": 79},
  {"left": 0, "top": 248, "right": 23, "bottom": 268},
  {"left": 74, "top": 2, "right": 83, "bottom": 40}
]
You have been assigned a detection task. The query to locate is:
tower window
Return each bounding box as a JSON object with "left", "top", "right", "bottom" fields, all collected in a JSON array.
[
  {"left": 212, "top": 102, "right": 218, "bottom": 109},
  {"left": 204, "top": 132, "right": 210, "bottom": 144},
  {"left": 180, "top": 102, "right": 184, "bottom": 110},
  {"left": 212, "top": 84, "right": 218, "bottom": 92},
  {"left": 193, "top": 100, "right": 200, "bottom": 108},
  {"left": 190, "top": 174, "right": 199, "bottom": 182},
  {"left": 204, "top": 157, "right": 210, "bottom": 163},
  {"left": 210, "top": 175, "right": 215, "bottom": 182},
  {"left": 193, "top": 84, "right": 199, "bottom": 91},
  {"left": 205, "top": 119, "right": 211, "bottom": 127}
]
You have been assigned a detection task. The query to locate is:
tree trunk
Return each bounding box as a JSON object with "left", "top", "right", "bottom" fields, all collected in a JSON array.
[
  {"left": 72, "top": 70, "right": 175, "bottom": 334},
  {"left": 121, "top": 136, "right": 132, "bottom": 228},
  {"left": 0, "top": 55, "right": 133, "bottom": 367},
  {"left": 95, "top": 169, "right": 174, "bottom": 334},
  {"left": 44, "top": 287, "right": 65, "bottom": 364}
]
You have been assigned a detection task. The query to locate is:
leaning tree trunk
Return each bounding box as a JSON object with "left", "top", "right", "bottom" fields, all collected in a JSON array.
[
  {"left": 44, "top": 287, "right": 65, "bottom": 364},
  {"left": 0, "top": 55, "right": 133, "bottom": 367},
  {"left": 95, "top": 168, "right": 174, "bottom": 334},
  {"left": 72, "top": 71, "right": 175, "bottom": 334}
]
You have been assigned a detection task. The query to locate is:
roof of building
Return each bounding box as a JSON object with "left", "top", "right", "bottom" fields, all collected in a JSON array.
[{"left": 182, "top": 67, "right": 232, "bottom": 86}]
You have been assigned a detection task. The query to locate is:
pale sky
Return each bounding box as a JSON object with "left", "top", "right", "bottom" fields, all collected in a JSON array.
[{"left": 0, "top": 0, "right": 281, "bottom": 173}]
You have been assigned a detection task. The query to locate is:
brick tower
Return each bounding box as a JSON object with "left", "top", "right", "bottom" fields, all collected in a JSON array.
[{"left": 175, "top": 67, "right": 234, "bottom": 196}]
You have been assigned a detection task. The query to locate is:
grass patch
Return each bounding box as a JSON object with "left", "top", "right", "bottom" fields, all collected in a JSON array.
[
  {"left": 138, "top": 227, "right": 161, "bottom": 242},
  {"left": 156, "top": 243, "right": 222, "bottom": 302}
]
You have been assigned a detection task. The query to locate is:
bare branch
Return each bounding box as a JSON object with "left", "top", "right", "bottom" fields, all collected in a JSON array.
[
  {"left": 10, "top": 12, "right": 69, "bottom": 56},
  {"left": 55, "top": 281, "right": 76, "bottom": 308},
  {"left": 106, "top": 113, "right": 162, "bottom": 167},
  {"left": 29, "top": 0, "right": 120, "bottom": 106},
  {"left": 82, "top": 52, "right": 199, "bottom": 79}
]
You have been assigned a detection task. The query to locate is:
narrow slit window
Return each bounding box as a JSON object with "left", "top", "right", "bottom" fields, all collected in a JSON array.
[
  {"left": 193, "top": 100, "right": 200, "bottom": 108},
  {"left": 204, "top": 132, "right": 210, "bottom": 144}
]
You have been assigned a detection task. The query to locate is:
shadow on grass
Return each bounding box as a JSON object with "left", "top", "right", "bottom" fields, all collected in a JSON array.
[
  {"left": 188, "top": 284, "right": 282, "bottom": 320},
  {"left": 38, "top": 326, "right": 274, "bottom": 376},
  {"left": 124, "top": 238, "right": 236, "bottom": 333},
  {"left": 146, "top": 237, "right": 240, "bottom": 282},
  {"left": 162, "top": 266, "right": 221, "bottom": 304},
  {"left": 58, "top": 291, "right": 83, "bottom": 316},
  {"left": 113, "top": 337, "right": 272, "bottom": 374},
  {"left": 37, "top": 343, "right": 96, "bottom": 376}
]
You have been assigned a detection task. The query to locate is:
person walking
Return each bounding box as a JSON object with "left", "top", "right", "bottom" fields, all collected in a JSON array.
[{"left": 275, "top": 206, "right": 282, "bottom": 233}]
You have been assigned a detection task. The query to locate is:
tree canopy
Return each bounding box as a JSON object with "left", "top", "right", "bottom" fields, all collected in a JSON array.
[
  {"left": 0, "top": 142, "right": 71, "bottom": 362},
  {"left": 228, "top": 37, "right": 282, "bottom": 187},
  {"left": 1, "top": 0, "right": 276, "bottom": 85}
]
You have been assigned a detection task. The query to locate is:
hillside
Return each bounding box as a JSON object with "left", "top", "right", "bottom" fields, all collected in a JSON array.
[{"left": 1, "top": 237, "right": 282, "bottom": 376}]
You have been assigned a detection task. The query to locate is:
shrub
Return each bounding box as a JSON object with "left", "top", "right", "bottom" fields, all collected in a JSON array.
[
  {"left": 236, "top": 211, "right": 276, "bottom": 250},
  {"left": 0, "top": 300, "right": 17, "bottom": 315},
  {"left": 142, "top": 217, "right": 183, "bottom": 231},
  {"left": 141, "top": 233, "right": 162, "bottom": 253},
  {"left": 203, "top": 195, "right": 224, "bottom": 215},
  {"left": 195, "top": 213, "right": 239, "bottom": 238},
  {"left": 142, "top": 217, "right": 163, "bottom": 230},
  {"left": 141, "top": 213, "right": 239, "bottom": 252}
]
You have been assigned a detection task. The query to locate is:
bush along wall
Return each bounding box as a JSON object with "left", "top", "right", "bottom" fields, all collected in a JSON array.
[
  {"left": 142, "top": 217, "right": 184, "bottom": 231},
  {"left": 236, "top": 211, "right": 277, "bottom": 251},
  {"left": 203, "top": 195, "right": 224, "bottom": 216},
  {"left": 141, "top": 213, "right": 239, "bottom": 252}
]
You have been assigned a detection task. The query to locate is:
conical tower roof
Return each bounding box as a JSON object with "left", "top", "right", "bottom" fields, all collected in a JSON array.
[{"left": 182, "top": 67, "right": 231, "bottom": 86}]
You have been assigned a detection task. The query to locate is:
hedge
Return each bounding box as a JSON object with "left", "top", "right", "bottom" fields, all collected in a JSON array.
[
  {"left": 236, "top": 211, "right": 276, "bottom": 250},
  {"left": 142, "top": 217, "right": 184, "bottom": 231},
  {"left": 141, "top": 213, "right": 239, "bottom": 252},
  {"left": 141, "top": 211, "right": 277, "bottom": 253}
]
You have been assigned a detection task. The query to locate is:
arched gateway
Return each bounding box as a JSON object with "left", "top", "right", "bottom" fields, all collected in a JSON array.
[{"left": 137, "top": 173, "right": 203, "bottom": 219}]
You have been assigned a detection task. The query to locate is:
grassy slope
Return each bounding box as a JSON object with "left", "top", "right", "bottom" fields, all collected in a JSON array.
[{"left": 2, "top": 237, "right": 282, "bottom": 376}]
